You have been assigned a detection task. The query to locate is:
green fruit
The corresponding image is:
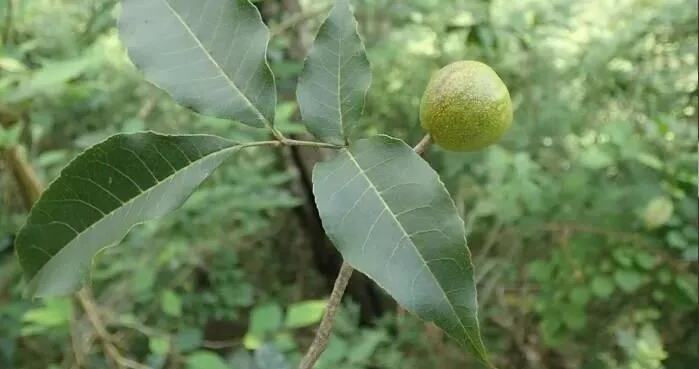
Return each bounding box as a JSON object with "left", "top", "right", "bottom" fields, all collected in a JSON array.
[{"left": 420, "top": 60, "right": 513, "bottom": 152}]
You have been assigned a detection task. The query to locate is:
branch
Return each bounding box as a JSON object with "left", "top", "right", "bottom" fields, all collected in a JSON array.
[
  {"left": 77, "top": 290, "right": 152, "bottom": 369},
  {"left": 4, "top": 146, "right": 42, "bottom": 209},
  {"left": 298, "top": 262, "right": 353, "bottom": 369},
  {"left": 2, "top": 0, "right": 14, "bottom": 45}
]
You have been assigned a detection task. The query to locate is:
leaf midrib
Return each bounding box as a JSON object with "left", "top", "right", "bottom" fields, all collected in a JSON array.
[
  {"left": 27, "top": 143, "right": 240, "bottom": 285},
  {"left": 160, "top": 0, "right": 271, "bottom": 127},
  {"left": 343, "top": 148, "right": 484, "bottom": 357}
]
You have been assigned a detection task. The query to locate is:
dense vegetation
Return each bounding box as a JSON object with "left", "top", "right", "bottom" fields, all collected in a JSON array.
[{"left": 1, "top": 0, "right": 697, "bottom": 368}]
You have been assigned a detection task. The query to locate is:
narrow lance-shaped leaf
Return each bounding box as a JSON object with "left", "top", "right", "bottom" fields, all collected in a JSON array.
[
  {"left": 16, "top": 132, "right": 242, "bottom": 297},
  {"left": 119, "top": 0, "right": 276, "bottom": 128},
  {"left": 312, "top": 136, "right": 490, "bottom": 364},
  {"left": 296, "top": 0, "right": 371, "bottom": 145}
]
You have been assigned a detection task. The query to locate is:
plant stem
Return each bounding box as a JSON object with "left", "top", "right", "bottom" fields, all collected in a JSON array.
[
  {"left": 240, "top": 139, "right": 343, "bottom": 150},
  {"left": 298, "top": 262, "right": 354, "bottom": 369},
  {"left": 413, "top": 133, "right": 432, "bottom": 156},
  {"left": 281, "top": 137, "right": 344, "bottom": 149},
  {"left": 4, "top": 146, "right": 42, "bottom": 209},
  {"left": 77, "top": 289, "right": 151, "bottom": 369},
  {"left": 271, "top": 126, "right": 345, "bottom": 149},
  {"left": 2, "top": 0, "right": 14, "bottom": 45}
]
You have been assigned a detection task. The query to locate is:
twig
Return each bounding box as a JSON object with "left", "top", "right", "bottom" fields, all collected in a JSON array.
[
  {"left": 77, "top": 290, "right": 152, "bottom": 369},
  {"left": 413, "top": 134, "right": 432, "bottom": 156},
  {"left": 2, "top": 0, "right": 14, "bottom": 45},
  {"left": 202, "top": 339, "right": 240, "bottom": 349},
  {"left": 4, "top": 146, "right": 42, "bottom": 210},
  {"left": 298, "top": 262, "right": 353, "bottom": 369},
  {"left": 69, "top": 300, "right": 86, "bottom": 368}
]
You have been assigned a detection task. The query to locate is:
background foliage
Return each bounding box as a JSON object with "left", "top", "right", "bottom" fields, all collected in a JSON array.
[{"left": 1, "top": 0, "right": 697, "bottom": 368}]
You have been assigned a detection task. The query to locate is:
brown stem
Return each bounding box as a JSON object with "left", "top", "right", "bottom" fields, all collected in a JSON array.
[
  {"left": 77, "top": 290, "right": 151, "bottom": 369},
  {"left": 2, "top": 0, "right": 14, "bottom": 45},
  {"left": 298, "top": 262, "right": 353, "bottom": 369},
  {"left": 4, "top": 146, "right": 41, "bottom": 209},
  {"left": 413, "top": 133, "right": 432, "bottom": 156}
]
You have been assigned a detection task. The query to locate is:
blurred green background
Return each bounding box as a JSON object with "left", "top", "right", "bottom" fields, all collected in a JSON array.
[{"left": 0, "top": 0, "right": 697, "bottom": 368}]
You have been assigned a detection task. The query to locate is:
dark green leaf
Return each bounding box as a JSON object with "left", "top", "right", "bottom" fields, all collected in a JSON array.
[
  {"left": 296, "top": 0, "right": 371, "bottom": 145},
  {"left": 161, "top": 290, "right": 183, "bottom": 317},
  {"left": 312, "top": 135, "right": 489, "bottom": 364},
  {"left": 613, "top": 270, "right": 646, "bottom": 293},
  {"left": 590, "top": 276, "right": 615, "bottom": 298},
  {"left": 186, "top": 351, "right": 228, "bottom": 369},
  {"left": 16, "top": 132, "right": 241, "bottom": 297},
  {"left": 119, "top": 0, "right": 276, "bottom": 128}
]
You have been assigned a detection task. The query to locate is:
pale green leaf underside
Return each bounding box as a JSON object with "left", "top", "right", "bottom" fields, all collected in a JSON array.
[
  {"left": 296, "top": 0, "right": 371, "bottom": 145},
  {"left": 312, "top": 135, "right": 489, "bottom": 363},
  {"left": 119, "top": 0, "right": 276, "bottom": 128},
  {"left": 16, "top": 132, "right": 240, "bottom": 297}
]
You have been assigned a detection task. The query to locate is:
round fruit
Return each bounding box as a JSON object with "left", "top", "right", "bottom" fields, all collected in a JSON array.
[{"left": 420, "top": 60, "right": 513, "bottom": 152}]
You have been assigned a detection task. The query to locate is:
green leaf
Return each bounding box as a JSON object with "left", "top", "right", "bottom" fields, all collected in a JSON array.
[
  {"left": 161, "top": 290, "right": 183, "bottom": 317},
  {"left": 284, "top": 300, "right": 327, "bottom": 329},
  {"left": 16, "top": 132, "right": 242, "bottom": 297},
  {"left": 296, "top": 0, "right": 371, "bottom": 145},
  {"left": 248, "top": 302, "right": 283, "bottom": 335},
  {"left": 642, "top": 196, "right": 673, "bottom": 229},
  {"left": 312, "top": 135, "right": 489, "bottom": 364},
  {"left": 186, "top": 351, "right": 228, "bottom": 369},
  {"left": 591, "top": 276, "right": 615, "bottom": 298},
  {"left": 614, "top": 269, "right": 646, "bottom": 293},
  {"left": 8, "top": 55, "right": 97, "bottom": 102},
  {"left": 569, "top": 286, "right": 590, "bottom": 306},
  {"left": 149, "top": 336, "right": 171, "bottom": 356},
  {"left": 119, "top": 0, "right": 276, "bottom": 128},
  {"left": 21, "top": 298, "right": 72, "bottom": 336},
  {"left": 347, "top": 330, "right": 386, "bottom": 364}
]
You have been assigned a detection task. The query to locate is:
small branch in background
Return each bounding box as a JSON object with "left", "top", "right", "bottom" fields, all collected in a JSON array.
[
  {"left": 137, "top": 96, "right": 157, "bottom": 121},
  {"left": 298, "top": 262, "right": 353, "bottom": 369},
  {"left": 475, "top": 220, "right": 504, "bottom": 265},
  {"left": 2, "top": 0, "right": 14, "bottom": 45},
  {"left": 413, "top": 134, "right": 432, "bottom": 156},
  {"left": 77, "top": 290, "right": 151, "bottom": 369},
  {"left": 4, "top": 146, "right": 41, "bottom": 211},
  {"left": 271, "top": 4, "right": 333, "bottom": 37},
  {"left": 69, "top": 299, "right": 87, "bottom": 368}
]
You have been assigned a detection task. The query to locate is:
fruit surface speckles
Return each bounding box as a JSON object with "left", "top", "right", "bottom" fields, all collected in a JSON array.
[{"left": 420, "top": 60, "right": 513, "bottom": 152}]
